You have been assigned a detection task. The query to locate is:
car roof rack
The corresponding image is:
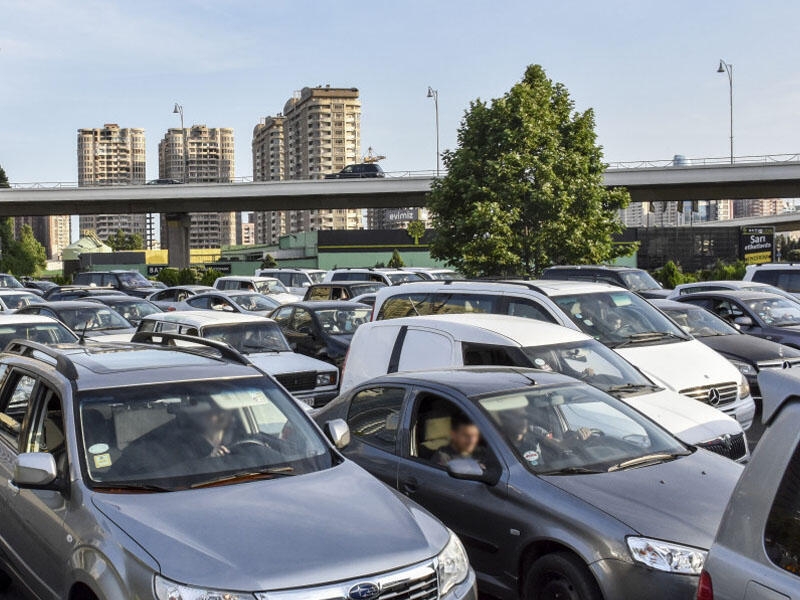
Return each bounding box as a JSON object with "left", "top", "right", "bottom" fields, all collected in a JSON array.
[
  {"left": 4, "top": 340, "right": 80, "bottom": 380},
  {"left": 130, "top": 331, "right": 253, "bottom": 367},
  {"left": 441, "top": 278, "right": 547, "bottom": 295}
]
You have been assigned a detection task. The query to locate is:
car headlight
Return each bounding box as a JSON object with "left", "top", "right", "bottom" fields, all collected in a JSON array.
[
  {"left": 729, "top": 359, "right": 757, "bottom": 377},
  {"left": 316, "top": 372, "right": 337, "bottom": 387},
  {"left": 154, "top": 575, "right": 253, "bottom": 600},
  {"left": 437, "top": 532, "right": 470, "bottom": 595},
  {"left": 627, "top": 537, "right": 706, "bottom": 575},
  {"left": 738, "top": 373, "right": 751, "bottom": 399}
]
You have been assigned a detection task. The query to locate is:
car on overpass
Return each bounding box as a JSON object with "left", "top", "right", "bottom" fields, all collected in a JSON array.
[
  {"left": 541, "top": 265, "right": 670, "bottom": 299},
  {"left": 324, "top": 163, "right": 385, "bottom": 179}
]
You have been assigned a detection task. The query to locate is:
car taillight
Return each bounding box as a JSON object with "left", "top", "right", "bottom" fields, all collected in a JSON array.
[{"left": 696, "top": 571, "right": 713, "bottom": 600}]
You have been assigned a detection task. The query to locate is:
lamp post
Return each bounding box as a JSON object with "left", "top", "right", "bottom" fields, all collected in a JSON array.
[
  {"left": 172, "top": 103, "right": 188, "bottom": 182},
  {"left": 716, "top": 60, "right": 734, "bottom": 164},
  {"left": 426, "top": 87, "right": 440, "bottom": 177}
]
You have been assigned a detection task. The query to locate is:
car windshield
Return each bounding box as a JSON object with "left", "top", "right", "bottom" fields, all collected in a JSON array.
[
  {"left": 202, "top": 322, "right": 291, "bottom": 353},
  {"left": 386, "top": 272, "right": 424, "bottom": 284},
  {"left": 663, "top": 306, "right": 738, "bottom": 337},
  {"left": 0, "top": 322, "right": 77, "bottom": 347},
  {"left": 746, "top": 298, "right": 800, "bottom": 327},
  {"left": 308, "top": 272, "right": 326, "bottom": 284},
  {"left": 255, "top": 280, "right": 289, "bottom": 295},
  {"left": 230, "top": 293, "right": 280, "bottom": 312},
  {"left": 1, "top": 293, "right": 44, "bottom": 310},
  {"left": 553, "top": 291, "right": 690, "bottom": 347},
  {"left": 117, "top": 272, "right": 152, "bottom": 288},
  {"left": 79, "top": 377, "right": 332, "bottom": 491},
  {"left": 58, "top": 307, "right": 132, "bottom": 331},
  {"left": 747, "top": 285, "right": 800, "bottom": 305},
  {"left": 430, "top": 270, "right": 460, "bottom": 280},
  {"left": 0, "top": 275, "right": 23, "bottom": 289},
  {"left": 350, "top": 283, "right": 386, "bottom": 295},
  {"left": 520, "top": 340, "right": 656, "bottom": 395},
  {"left": 313, "top": 307, "right": 372, "bottom": 335},
  {"left": 619, "top": 270, "right": 661, "bottom": 292},
  {"left": 480, "top": 383, "right": 688, "bottom": 475},
  {"left": 110, "top": 300, "right": 161, "bottom": 323}
]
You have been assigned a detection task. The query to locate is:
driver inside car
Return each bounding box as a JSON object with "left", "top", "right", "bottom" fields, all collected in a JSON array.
[{"left": 432, "top": 413, "right": 488, "bottom": 468}]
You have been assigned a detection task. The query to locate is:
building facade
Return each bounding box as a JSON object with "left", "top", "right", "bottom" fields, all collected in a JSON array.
[
  {"left": 251, "top": 86, "right": 363, "bottom": 245},
  {"left": 77, "top": 124, "right": 147, "bottom": 242},
  {"left": 158, "top": 125, "right": 236, "bottom": 249}
]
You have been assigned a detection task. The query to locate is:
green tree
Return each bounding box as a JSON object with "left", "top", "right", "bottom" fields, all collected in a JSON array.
[
  {"left": 260, "top": 254, "right": 278, "bottom": 269},
  {"left": 652, "top": 261, "right": 696, "bottom": 288},
  {"left": 199, "top": 268, "right": 223, "bottom": 287},
  {"left": 427, "top": 65, "right": 635, "bottom": 278},
  {"left": 387, "top": 249, "right": 405, "bottom": 269},
  {"left": 105, "top": 229, "right": 144, "bottom": 251},
  {"left": 0, "top": 166, "right": 47, "bottom": 276},
  {"left": 156, "top": 268, "right": 180, "bottom": 287},
  {"left": 0, "top": 165, "right": 9, "bottom": 188},
  {"left": 407, "top": 220, "right": 425, "bottom": 245}
]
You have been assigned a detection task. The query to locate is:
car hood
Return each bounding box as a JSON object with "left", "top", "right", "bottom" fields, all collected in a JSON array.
[
  {"left": 616, "top": 339, "right": 740, "bottom": 391},
  {"left": 543, "top": 450, "right": 742, "bottom": 549},
  {"left": 92, "top": 461, "right": 448, "bottom": 590},
  {"left": 624, "top": 389, "right": 741, "bottom": 445},
  {"left": 698, "top": 334, "right": 800, "bottom": 363},
  {"left": 638, "top": 289, "right": 672, "bottom": 299},
  {"left": 248, "top": 351, "right": 337, "bottom": 376}
]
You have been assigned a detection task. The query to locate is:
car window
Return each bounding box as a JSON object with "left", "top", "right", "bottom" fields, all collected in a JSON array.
[
  {"left": 347, "top": 387, "right": 405, "bottom": 452},
  {"left": 775, "top": 273, "right": 800, "bottom": 293},
  {"left": 272, "top": 307, "right": 294, "bottom": 324},
  {"left": 290, "top": 274, "right": 306, "bottom": 288},
  {"left": 25, "top": 388, "right": 66, "bottom": 462},
  {"left": 506, "top": 297, "right": 557, "bottom": 323},
  {"left": 378, "top": 292, "right": 501, "bottom": 320},
  {"left": 398, "top": 330, "right": 454, "bottom": 371},
  {"left": 290, "top": 309, "right": 313, "bottom": 333},
  {"left": 751, "top": 270, "right": 779, "bottom": 286},
  {"left": 308, "top": 286, "right": 331, "bottom": 300},
  {"left": 187, "top": 296, "right": 212, "bottom": 309},
  {"left": 0, "top": 371, "right": 36, "bottom": 446},
  {"left": 462, "top": 343, "right": 521, "bottom": 366},
  {"left": 764, "top": 438, "right": 800, "bottom": 577}
]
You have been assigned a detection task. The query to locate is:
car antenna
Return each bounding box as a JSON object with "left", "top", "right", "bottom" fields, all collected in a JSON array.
[{"left": 78, "top": 321, "right": 89, "bottom": 346}]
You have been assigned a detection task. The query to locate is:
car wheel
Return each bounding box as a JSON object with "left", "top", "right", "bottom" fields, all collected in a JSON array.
[{"left": 523, "top": 552, "right": 602, "bottom": 600}]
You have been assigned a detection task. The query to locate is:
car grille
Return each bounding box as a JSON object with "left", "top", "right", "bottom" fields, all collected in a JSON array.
[
  {"left": 275, "top": 371, "right": 317, "bottom": 391},
  {"left": 756, "top": 358, "right": 800, "bottom": 371},
  {"left": 679, "top": 382, "right": 738, "bottom": 407},
  {"left": 698, "top": 432, "right": 747, "bottom": 461},
  {"left": 258, "top": 562, "right": 438, "bottom": 600}
]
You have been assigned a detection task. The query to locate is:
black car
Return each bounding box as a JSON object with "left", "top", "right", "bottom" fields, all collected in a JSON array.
[
  {"left": 21, "top": 279, "right": 57, "bottom": 294},
  {"left": 146, "top": 178, "right": 183, "bottom": 185},
  {"left": 324, "top": 163, "right": 385, "bottom": 179},
  {"left": 43, "top": 286, "right": 127, "bottom": 302},
  {"left": 652, "top": 299, "right": 800, "bottom": 400},
  {"left": 304, "top": 282, "right": 386, "bottom": 301},
  {"left": 72, "top": 270, "right": 157, "bottom": 298},
  {"left": 541, "top": 265, "right": 670, "bottom": 299},
  {"left": 675, "top": 290, "right": 800, "bottom": 349},
  {"left": 315, "top": 367, "right": 742, "bottom": 600},
  {"left": 83, "top": 295, "right": 163, "bottom": 327},
  {"left": 16, "top": 301, "right": 136, "bottom": 338},
  {"left": 271, "top": 301, "right": 372, "bottom": 367}
]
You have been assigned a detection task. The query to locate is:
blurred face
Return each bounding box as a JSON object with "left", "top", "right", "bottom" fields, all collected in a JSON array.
[
  {"left": 194, "top": 408, "right": 231, "bottom": 438},
  {"left": 451, "top": 423, "right": 481, "bottom": 455}
]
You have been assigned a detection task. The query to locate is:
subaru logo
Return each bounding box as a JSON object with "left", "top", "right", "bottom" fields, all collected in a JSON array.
[
  {"left": 783, "top": 361, "right": 793, "bottom": 370},
  {"left": 349, "top": 582, "right": 381, "bottom": 600},
  {"left": 707, "top": 388, "right": 721, "bottom": 406}
]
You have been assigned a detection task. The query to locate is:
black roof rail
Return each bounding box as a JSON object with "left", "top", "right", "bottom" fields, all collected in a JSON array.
[
  {"left": 130, "top": 331, "right": 253, "bottom": 367},
  {"left": 4, "top": 340, "right": 80, "bottom": 380},
  {"left": 440, "top": 278, "right": 547, "bottom": 294}
]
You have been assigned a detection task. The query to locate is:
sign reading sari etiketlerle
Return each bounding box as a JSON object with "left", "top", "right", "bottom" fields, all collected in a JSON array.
[{"left": 740, "top": 226, "right": 775, "bottom": 265}]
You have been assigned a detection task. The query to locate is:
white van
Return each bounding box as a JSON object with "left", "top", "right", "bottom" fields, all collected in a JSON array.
[
  {"left": 372, "top": 280, "right": 757, "bottom": 430},
  {"left": 341, "top": 314, "right": 747, "bottom": 460}
]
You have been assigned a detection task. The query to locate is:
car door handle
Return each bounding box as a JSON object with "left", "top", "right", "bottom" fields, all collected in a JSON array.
[
  {"left": 7, "top": 479, "right": 19, "bottom": 495},
  {"left": 400, "top": 477, "right": 419, "bottom": 495}
]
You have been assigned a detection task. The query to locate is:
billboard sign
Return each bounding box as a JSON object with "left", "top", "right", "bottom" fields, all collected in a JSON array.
[{"left": 740, "top": 226, "right": 775, "bottom": 265}]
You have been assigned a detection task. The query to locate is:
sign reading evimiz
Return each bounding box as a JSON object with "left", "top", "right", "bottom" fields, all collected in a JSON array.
[{"left": 740, "top": 226, "right": 775, "bottom": 265}]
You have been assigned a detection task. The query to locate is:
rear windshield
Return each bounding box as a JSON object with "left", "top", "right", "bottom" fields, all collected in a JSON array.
[{"left": 378, "top": 292, "right": 500, "bottom": 320}]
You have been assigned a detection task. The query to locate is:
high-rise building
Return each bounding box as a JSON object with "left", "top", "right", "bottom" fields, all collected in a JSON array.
[
  {"left": 14, "top": 216, "right": 70, "bottom": 260},
  {"left": 251, "top": 86, "right": 362, "bottom": 245},
  {"left": 158, "top": 125, "right": 236, "bottom": 249},
  {"left": 77, "top": 124, "right": 147, "bottom": 242}
]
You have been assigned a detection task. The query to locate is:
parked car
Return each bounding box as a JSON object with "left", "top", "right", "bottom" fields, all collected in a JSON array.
[
  {"left": 743, "top": 263, "right": 800, "bottom": 295},
  {"left": 20, "top": 279, "right": 57, "bottom": 294},
  {"left": 256, "top": 267, "right": 326, "bottom": 295},
  {"left": 146, "top": 285, "right": 216, "bottom": 310},
  {"left": 324, "top": 163, "right": 386, "bottom": 179},
  {"left": 351, "top": 292, "right": 378, "bottom": 307},
  {"left": 72, "top": 270, "right": 157, "bottom": 298},
  {"left": 669, "top": 280, "right": 800, "bottom": 305},
  {"left": 316, "top": 367, "right": 743, "bottom": 600},
  {"left": 0, "top": 314, "right": 78, "bottom": 346},
  {"left": 213, "top": 276, "right": 301, "bottom": 304},
  {"left": 675, "top": 290, "right": 800, "bottom": 349},
  {"left": 183, "top": 290, "right": 280, "bottom": 315},
  {"left": 271, "top": 301, "right": 372, "bottom": 369},
  {"left": 653, "top": 299, "right": 800, "bottom": 401},
  {"left": 542, "top": 265, "right": 671, "bottom": 299},
  {"left": 0, "top": 290, "right": 46, "bottom": 312},
  {"left": 83, "top": 294, "right": 163, "bottom": 327},
  {"left": 137, "top": 311, "right": 340, "bottom": 407},
  {"left": 340, "top": 313, "right": 747, "bottom": 460},
  {"left": 374, "top": 280, "right": 757, "bottom": 430},
  {"left": 0, "top": 337, "right": 477, "bottom": 600},
  {"left": 43, "top": 285, "right": 126, "bottom": 302},
  {"left": 698, "top": 368, "right": 800, "bottom": 599},
  {"left": 304, "top": 281, "right": 387, "bottom": 301},
  {"left": 0, "top": 273, "right": 27, "bottom": 291},
  {"left": 323, "top": 267, "right": 424, "bottom": 285},
  {"left": 405, "top": 268, "right": 461, "bottom": 281},
  {"left": 15, "top": 300, "right": 136, "bottom": 339}
]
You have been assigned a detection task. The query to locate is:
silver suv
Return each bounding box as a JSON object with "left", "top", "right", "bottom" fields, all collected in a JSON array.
[{"left": 0, "top": 337, "right": 476, "bottom": 599}]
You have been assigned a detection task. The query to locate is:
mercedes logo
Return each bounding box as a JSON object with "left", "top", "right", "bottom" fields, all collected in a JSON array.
[
  {"left": 707, "top": 388, "right": 721, "bottom": 406},
  {"left": 783, "top": 361, "right": 793, "bottom": 370}
]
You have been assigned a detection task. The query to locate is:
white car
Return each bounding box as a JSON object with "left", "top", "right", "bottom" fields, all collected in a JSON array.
[
  {"left": 255, "top": 268, "right": 326, "bottom": 295},
  {"left": 743, "top": 263, "right": 800, "bottom": 296},
  {"left": 341, "top": 313, "right": 748, "bottom": 461},
  {"left": 136, "top": 311, "right": 339, "bottom": 407},
  {"left": 372, "top": 280, "right": 757, "bottom": 430},
  {"left": 0, "top": 290, "right": 46, "bottom": 312},
  {"left": 668, "top": 280, "right": 800, "bottom": 305},
  {"left": 213, "top": 276, "right": 301, "bottom": 304},
  {"left": 323, "top": 268, "right": 425, "bottom": 286}
]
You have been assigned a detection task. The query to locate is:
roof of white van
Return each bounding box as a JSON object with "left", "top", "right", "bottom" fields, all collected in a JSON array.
[{"left": 370, "top": 313, "right": 590, "bottom": 346}]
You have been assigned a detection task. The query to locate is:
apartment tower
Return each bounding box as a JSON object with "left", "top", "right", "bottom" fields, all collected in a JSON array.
[{"left": 158, "top": 125, "right": 236, "bottom": 249}]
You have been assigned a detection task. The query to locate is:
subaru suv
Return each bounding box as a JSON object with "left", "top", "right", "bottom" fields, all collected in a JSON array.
[{"left": 0, "top": 337, "right": 476, "bottom": 600}]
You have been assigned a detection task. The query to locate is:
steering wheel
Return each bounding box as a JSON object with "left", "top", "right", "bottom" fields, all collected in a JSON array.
[{"left": 228, "top": 434, "right": 276, "bottom": 453}]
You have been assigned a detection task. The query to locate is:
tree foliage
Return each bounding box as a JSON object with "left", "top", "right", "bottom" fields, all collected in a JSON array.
[
  {"left": 260, "top": 254, "right": 278, "bottom": 269},
  {"left": 387, "top": 249, "right": 405, "bottom": 269},
  {"left": 0, "top": 165, "right": 47, "bottom": 276},
  {"left": 427, "top": 65, "right": 635, "bottom": 278},
  {"left": 105, "top": 229, "right": 144, "bottom": 251}
]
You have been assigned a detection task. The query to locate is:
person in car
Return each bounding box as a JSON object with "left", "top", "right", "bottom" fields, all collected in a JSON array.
[{"left": 432, "top": 413, "right": 487, "bottom": 467}]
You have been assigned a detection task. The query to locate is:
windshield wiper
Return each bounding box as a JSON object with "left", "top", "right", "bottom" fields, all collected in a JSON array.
[
  {"left": 539, "top": 466, "right": 604, "bottom": 475},
  {"left": 612, "top": 331, "right": 687, "bottom": 348},
  {"left": 93, "top": 482, "right": 174, "bottom": 493},
  {"left": 605, "top": 383, "right": 659, "bottom": 395},
  {"left": 607, "top": 452, "right": 684, "bottom": 472},
  {"left": 190, "top": 466, "right": 295, "bottom": 489}
]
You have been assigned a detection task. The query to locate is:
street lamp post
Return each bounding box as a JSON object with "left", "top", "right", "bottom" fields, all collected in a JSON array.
[
  {"left": 716, "top": 60, "right": 734, "bottom": 164},
  {"left": 426, "top": 87, "right": 440, "bottom": 177},
  {"left": 172, "top": 103, "right": 188, "bottom": 182}
]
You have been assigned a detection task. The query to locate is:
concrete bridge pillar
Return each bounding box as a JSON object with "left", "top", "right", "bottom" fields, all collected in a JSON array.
[{"left": 165, "top": 213, "right": 191, "bottom": 269}]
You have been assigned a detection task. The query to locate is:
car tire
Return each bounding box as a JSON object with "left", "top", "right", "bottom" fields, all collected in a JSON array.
[{"left": 523, "top": 552, "right": 603, "bottom": 600}]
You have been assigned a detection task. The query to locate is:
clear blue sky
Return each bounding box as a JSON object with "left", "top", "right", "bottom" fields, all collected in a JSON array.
[{"left": 2, "top": 0, "right": 800, "bottom": 183}]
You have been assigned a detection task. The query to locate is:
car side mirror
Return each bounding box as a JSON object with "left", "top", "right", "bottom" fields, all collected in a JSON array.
[
  {"left": 734, "top": 316, "right": 754, "bottom": 328},
  {"left": 446, "top": 457, "right": 500, "bottom": 485},
  {"left": 301, "top": 282, "right": 311, "bottom": 288},
  {"left": 13, "top": 453, "right": 60, "bottom": 490},
  {"left": 324, "top": 419, "right": 351, "bottom": 449}
]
